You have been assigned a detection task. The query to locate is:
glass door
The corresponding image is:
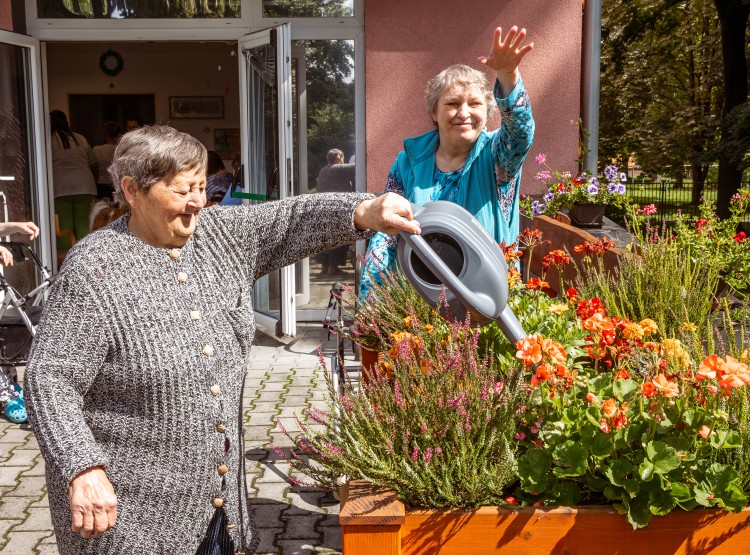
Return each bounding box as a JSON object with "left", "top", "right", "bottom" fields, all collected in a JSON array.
[
  {"left": 292, "top": 38, "right": 357, "bottom": 321},
  {"left": 238, "top": 24, "right": 296, "bottom": 336},
  {"left": 0, "top": 30, "right": 52, "bottom": 293}
]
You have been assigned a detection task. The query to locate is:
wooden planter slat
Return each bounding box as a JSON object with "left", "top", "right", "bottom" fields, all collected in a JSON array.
[{"left": 341, "top": 480, "right": 750, "bottom": 554}]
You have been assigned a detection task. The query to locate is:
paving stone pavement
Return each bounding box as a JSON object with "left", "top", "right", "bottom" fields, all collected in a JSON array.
[{"left": 0, "top": 322, "right": 349, "bottom": 555}]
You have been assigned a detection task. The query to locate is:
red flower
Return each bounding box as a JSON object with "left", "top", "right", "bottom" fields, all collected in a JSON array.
[
  {"left": 542, "top": 249, "right": 571, "bottom": 270},
  {"left": 526, "top": 278, "right": 550, "bottom": 291},
  {"left": 734, "top": 231, "right": 747, "bottom": 243},
  {"left": 641, "top": 382, "right": 657, "bottom": 398}
]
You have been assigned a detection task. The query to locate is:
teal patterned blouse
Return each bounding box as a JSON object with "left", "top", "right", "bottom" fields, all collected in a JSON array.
[{"left": 360, "top": 76, "right": 534, "bottom": 299}]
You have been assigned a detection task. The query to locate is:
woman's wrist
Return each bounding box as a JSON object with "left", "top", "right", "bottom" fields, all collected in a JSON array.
[{"left": 496, "top": 69, "right": 519, "bottom": 97}]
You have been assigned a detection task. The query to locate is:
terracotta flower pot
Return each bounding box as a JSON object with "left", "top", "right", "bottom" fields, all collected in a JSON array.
[
  {"left": 568, "top": 202, "right": 605, "bottom": 229},
  {"left": 339, "top": 480, "right": 750, "bottom": 555}
]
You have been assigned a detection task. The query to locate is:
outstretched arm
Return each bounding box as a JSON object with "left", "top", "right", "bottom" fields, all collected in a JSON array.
[
  {"left": 0, "top": 221, "right": 40, "bottom": 240},
  {"left": 477, "top": 26, "right": 534, "bottom": 97}
]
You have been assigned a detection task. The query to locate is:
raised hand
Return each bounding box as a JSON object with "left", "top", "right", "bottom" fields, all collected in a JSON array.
[
  {"left": 477, "top": 26, "right": 534, "bottom": 86},
  {"left": 0, "top": 246, "right": 12, "bottom": 266}
]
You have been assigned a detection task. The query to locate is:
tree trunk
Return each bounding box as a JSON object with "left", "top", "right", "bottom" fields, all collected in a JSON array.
[
  {"left": 690, "top": 163, "right": 709, "bottom": 205},
  {"left": 713, "top": 0, "right": 750, "bottom": 219}
]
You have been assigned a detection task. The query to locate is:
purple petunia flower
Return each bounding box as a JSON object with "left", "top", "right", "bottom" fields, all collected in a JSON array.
[
  {"left": 607, "top": 182, "right": 618, "bottom": 194},
  {"left": 543, "top": 192, "right": 555, "bottom": 202},
  {"left": 617, "top": 183, "right": 626, "bottom": 194},
  {"left": 587, "top": 184, "right": 599, "bottom": 195},
  {"left": 590, "top": 177, "right": 599, "bottom": 186},
  {"left": 604, "top": 165, "right": 618, "bottom": 182},
  {"left": 620, "top": 172, "right": 627, "bottom": 182},
  {"left": 531, "top": 200, "right": 546, "bottom": 216}
]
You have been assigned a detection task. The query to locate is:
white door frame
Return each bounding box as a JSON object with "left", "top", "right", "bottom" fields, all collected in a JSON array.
[
  {"left": 0, "top": 30, "right": 53, "bottom": 274},
  {"left": 238, "top": 23, "right": 296, "bottom": 337}
]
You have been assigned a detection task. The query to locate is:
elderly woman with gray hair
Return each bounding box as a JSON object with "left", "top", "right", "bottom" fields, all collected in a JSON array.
[
  {"left": 24, "top": 125, "right": 420, "bottom": 554},
  {"left": 360, "top": 25, "right": 535, "bottom": 297}
]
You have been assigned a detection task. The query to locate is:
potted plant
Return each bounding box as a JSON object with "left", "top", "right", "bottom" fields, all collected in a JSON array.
[
  {"left": 278, "top": 229, "right": 750, "bottom": 554},
  {"left": 521, "top": 153, "right": 631, "bottom": 228}
]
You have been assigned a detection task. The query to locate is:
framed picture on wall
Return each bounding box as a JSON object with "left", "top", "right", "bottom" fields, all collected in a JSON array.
[{"left": 169, "top": 96, "right": 224, "bottom": 119}]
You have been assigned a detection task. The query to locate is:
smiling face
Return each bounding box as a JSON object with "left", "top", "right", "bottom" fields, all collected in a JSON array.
[
  {"left": 432, "top": 85, "right": 488, "bottom": 153},
  {"left": 124, "top": 166, "right": 207, "bottom": 248}
]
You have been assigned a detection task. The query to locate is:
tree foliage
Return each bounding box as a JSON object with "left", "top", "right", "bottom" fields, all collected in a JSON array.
[
  {"left": 600, "top": 0, "right": 723, "bottom": 196},
  {"left": 600, "top": 0, "right": 749, "bottom": 214},
  {"left": 297, "top": 38, "right": 355, "bottom": 187}
]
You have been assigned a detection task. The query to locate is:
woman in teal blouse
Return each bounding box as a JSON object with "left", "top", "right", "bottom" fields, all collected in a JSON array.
[{"left": 359, "top": 25, "right": 535, "bottom": 298}]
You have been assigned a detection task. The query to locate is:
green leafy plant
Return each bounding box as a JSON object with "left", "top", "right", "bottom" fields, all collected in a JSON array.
[
  {"left": 279, "top": 225, "right": 750, "bottom": 529},
  {"left": 575, "top": 209, "right": 722, "bottom": 342},
  {"left": 513, "top": 306, "right": 749, "bottom": 528},
  {"left": 669, "top": 191, "right": 750, "bottom": 298}
]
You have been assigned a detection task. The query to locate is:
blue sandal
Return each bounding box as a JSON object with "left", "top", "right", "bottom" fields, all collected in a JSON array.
[
  {"left": 3, "top": 397, "right": 27, "bottom": 423},
  {"left": 13, "top": 383, "right": 23, "bottom": 399}
]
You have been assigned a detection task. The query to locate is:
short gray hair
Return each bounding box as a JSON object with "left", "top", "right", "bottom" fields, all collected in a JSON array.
[
  {"left": 109, "top": 125, "right": 207, "bottom": 207},
  {"left": 425, "top": 64, "right": 496, "bottom": 121},
  {"left": 326, "top": 148, "right": 344, "bottom": 164}
]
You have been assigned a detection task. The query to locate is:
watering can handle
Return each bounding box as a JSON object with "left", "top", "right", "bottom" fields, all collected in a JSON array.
[{"left": 399, "top": 202, "right": 497, "bottom": 320}]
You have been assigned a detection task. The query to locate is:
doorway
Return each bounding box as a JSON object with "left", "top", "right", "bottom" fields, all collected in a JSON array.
[{"left": 69, "top": 93, "right": 155, "bottom": 146}]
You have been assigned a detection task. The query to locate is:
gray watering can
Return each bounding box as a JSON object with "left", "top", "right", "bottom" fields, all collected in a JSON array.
[{"left": 397, "top": 201, "right": 526, "bottom": 346}]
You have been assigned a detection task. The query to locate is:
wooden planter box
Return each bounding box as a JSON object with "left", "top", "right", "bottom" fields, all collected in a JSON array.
[{"left": 340, "top": 480, "right": 750, "bottom": 554}]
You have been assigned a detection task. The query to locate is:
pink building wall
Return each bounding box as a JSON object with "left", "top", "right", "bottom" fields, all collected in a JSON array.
[
  {"left": 1, "top": 0, "right": 15, "bottom": 31},
  {"left": 364, "top": 0, "right": 582, "bottom": 196}
]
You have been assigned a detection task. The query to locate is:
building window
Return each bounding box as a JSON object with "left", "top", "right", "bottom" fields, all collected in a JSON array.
[
  {"left": 263, "top": 0, "right": 353, "bottom": 18},
  {"left": 36, "top": 0, "right": 242, "bottom": 19}
]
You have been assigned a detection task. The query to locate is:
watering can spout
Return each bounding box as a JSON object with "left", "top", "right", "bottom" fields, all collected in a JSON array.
[
  {"left": 397, "top": 201, "right": 526, "bottom": 346},
  {"left": 497, "top": 305, "right": 525, "bottom": 347}
]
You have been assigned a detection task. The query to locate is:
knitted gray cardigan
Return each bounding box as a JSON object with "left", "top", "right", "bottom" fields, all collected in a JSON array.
[{"left": 25, "top": 193, "right": 372, "bottom": 554}]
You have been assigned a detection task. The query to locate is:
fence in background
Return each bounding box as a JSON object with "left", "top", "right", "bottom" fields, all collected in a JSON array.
[{"left": 626, "top": 181, "right": 750, "bottom": 226}]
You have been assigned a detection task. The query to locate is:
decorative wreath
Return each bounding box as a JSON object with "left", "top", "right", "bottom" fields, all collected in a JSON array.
[{"left": 99, "top": 49, "right": 124, "bottom": 77}]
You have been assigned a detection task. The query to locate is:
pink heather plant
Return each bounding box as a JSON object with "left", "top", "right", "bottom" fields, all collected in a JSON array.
[{"left": 278, "top": 306, "right": 526, "bottom": 509}]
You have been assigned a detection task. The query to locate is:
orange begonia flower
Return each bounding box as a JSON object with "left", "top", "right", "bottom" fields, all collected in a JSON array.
[
  {"left": 582, "top": 312, "right": 615, "bottom": 334},
  {"left": 652, "top": 374, "right": 679, "bottom": 398},
  {"left": 516, "top": 335, "right": 543, "bottom": 366},
  {"left": 697, "top": 354, "right": 721, "bottom": 381},
  {"left": 602, "top": 398, "right": 618, "bottom": 418}
]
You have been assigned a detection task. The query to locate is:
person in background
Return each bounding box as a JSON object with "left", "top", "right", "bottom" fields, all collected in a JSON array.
[
  {"left": 314, "top": 148, "right": 356, "bottom": 274},
  {"left": 49, "top": 110, "right": 98, "bottom": 254},
  {"left": 359, "top": 25, "right": 535, "bottom": 298},
  {"left": 0, "top": 219, "right": 40, "bottom": 424},
  {"left": 92, "top": 121, "right": 122, "bottom": 200},
  {"left": 25, "top": 125, "right": 419, "bottom": 555},
  {"left": 205, "top": 150, "right": 233, "bottom": 203},
  {"left": 125, "top": 115, "right": 143, "bottom": 133}
]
